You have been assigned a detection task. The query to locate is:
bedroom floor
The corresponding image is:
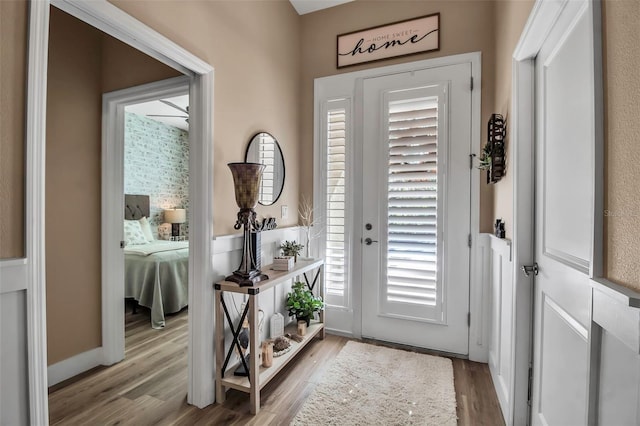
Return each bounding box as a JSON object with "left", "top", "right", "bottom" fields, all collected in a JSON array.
[{"left": 48, "top": 308, "right": 504, "bottom": 425}]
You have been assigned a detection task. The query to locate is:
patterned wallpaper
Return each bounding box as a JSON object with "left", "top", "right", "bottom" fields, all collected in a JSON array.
[{"left": 124, "top": 112, "right": 189, "bottom": 239}]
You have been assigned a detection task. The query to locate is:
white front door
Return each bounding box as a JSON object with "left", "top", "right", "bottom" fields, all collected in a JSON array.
[
  {"left": 530, "top": 1, "right": 600, "bottom": 424},
  {"left": 360, "top": 63, "right": 472, "bottom": 355}
]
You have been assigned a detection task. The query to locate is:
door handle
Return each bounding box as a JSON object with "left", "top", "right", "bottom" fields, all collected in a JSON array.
[
  {"left": 364, "top": 237, "right": 378, "bottom": 245},
  {"left": 521, "top": 263, "right": 539, "bottom": 277}
]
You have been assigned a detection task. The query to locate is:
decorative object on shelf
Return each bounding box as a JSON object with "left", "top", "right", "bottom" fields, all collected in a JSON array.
[
  {"left": 164, "top": 208, "right": 186, "bottom": 238},
  {"left": 254, "top": 217, "right": 278, "bottom": 231},
  {"left": 273, "top": 336, "right": 292, "bottom": 357},
  {"left": 495, "top": 219, "right": 506, "bottom": 239},
  {"left": 478, "top": 113, "right": 506, "bottom": 184},
  {"left": 245, "top": 132, "right": 285, "bottom": 206},
  {"left": 280, "top": 240, "right": 304, "bottom": 262},
  {"left": 270, "top": 312, "right": 285, "bottom": 338},
  {"left": 286, "top": 281, "right": 324, "bottom": 327},
  {"left": 234, "top": 319, "right": 250, "bottom": 377},
  {"left": 297, "top": 320, "right": 307, "bottom": 336},
  {"left": 285, "top": 332, "right": 304, "bottom": 343},
  {"left": 261, "top": 341, "right": 274, "bottom": 368},
  {"left": 337, "top": 13, "right": 440, "bottom": 68},
  {"left": 272, "top": 256, "right": 294, "bottom": 271},
  {"left": 299, "top": 195, "right": 322, "bottom": 260},
  {"left": 226, "top": 162, "right": 269, "bottom": 286},
  {"left": 233, "top": 310, "right": 264, "bottom": 376}
]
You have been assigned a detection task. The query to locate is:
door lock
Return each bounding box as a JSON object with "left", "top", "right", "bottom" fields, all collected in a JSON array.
[
  {"left": 364, "top": 237, "right": 378, "bottom": 245},
  {"left": 521, "top": 263, "right": 539, "bottom": 277},
  {"left": 365, "top": 223, "right": 373, "bottom": 230}
]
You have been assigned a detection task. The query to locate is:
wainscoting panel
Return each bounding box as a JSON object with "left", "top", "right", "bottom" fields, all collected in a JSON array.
[
  {"left": 481, "top": 234, "right": 513, "bottom": 424},
  {"left": 591, "top": 282, "right": 640, "bottom": 424},
  {"left": 0, "top": 260, "right": 29, "bottom": 425}
]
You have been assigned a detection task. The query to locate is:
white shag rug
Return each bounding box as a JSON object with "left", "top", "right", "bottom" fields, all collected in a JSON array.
[{"left": 291, "top": 341, "right": 457, "bottom": 426}]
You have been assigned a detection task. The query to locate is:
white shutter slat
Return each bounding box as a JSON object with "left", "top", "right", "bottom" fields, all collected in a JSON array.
[
  {"left": 389, "top": 107, "right": 437, "bottom": 121},
  {"left": 384, "top": 99, "right": 439, "bottom": 308}
]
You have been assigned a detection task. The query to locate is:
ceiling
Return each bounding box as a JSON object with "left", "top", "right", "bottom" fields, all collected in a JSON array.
[
  {"left": 126, "top": 94, "right": 189, "bottom": 131},
  {"left": 289, "top": 0, "right": 354, "bottom": 15}
]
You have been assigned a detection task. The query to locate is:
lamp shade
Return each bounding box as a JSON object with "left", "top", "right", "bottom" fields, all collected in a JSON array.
[
  {"left": 228, "top": 162, "right": 265, "bottom": 209},
  {"left": 164, "top": 208, "right": 186, "bottom": 224}
]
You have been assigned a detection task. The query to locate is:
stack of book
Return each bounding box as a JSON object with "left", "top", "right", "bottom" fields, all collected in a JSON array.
[{"left": 272, "top": 256, "right": 294, "bottom": 271}]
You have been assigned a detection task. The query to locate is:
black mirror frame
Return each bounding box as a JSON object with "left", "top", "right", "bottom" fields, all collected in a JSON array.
[{"left": 244, "top": 131, "right": 286, "bottom": 206}]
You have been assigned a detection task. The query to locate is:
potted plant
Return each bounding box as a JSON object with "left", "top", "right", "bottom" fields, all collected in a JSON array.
[
  {"left": 280, "top": 240, "right": 304, "bottom": 262},
  {"left": 285, "top": 281, "right": 324, "bottom": 326}
]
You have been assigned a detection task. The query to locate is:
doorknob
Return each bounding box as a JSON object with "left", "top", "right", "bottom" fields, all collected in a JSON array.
[
  {"left": 521, "top": 263, "right": 539, "bottom": 277},
  {"left": 364, "top": 237, "right": 378, "bottom": 245}
]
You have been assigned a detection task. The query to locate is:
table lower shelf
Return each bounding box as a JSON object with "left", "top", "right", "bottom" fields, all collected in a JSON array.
[{"left": 220, "top": 321, "right": 324, "bottom": 393}]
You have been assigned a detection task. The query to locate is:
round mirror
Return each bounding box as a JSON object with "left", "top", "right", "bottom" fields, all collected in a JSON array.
[{"left": 245, "top": 132, "right": 285, "bottom": 206}]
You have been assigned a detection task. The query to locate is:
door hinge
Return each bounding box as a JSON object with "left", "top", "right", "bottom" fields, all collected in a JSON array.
[
  {"left": 469, "top": 153, "right": 476, "bottom": 169},
  {"left": 527, "top": 365, "right": 533, "bottom": 406},
  {"left": 467, "top": 312, "right": 471, "bottom": 327},
  {"left": 468, "top": 234, "right": 472, "bottom": 248},
  {"left": 470, "top": 76, "right": 474, "bottom": 91},
  {"left": 120, "top": 240, "right": 126, "bottom": 249}
]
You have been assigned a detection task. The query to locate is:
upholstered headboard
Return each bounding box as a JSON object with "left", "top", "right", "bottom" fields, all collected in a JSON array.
[{"left": 125, "top": 194, "right": 150, "bottom": 220}]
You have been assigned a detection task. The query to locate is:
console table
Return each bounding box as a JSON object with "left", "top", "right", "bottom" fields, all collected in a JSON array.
[{"left": 214, "top": 258, "right": 325, "bottom": 414}]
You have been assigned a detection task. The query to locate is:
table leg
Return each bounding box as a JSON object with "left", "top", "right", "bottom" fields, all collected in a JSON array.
[
  {"left": 214, "top": 289, "right": 226, "bottom": 403},
  {"left": 249, "top": 294, "right": 260, "bottom": 414}
]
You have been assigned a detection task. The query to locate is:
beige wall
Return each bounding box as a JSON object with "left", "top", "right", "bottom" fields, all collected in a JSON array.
[
  {"left": 299, "top": 0, "right": 497, "bottom": 232},
  {"left": 0, "top": 0, "right": 27, "bottom": 259},
  {"left": 603, "top": 0, "right": 640, "bottom": 291},
  {"left": 46, "top": 8, "right": 181, "bottom": 364},
  {"left": 492, "top": 0, "right": 534, "bottom": 239},
  {"left": 109, "top": 0, "right": 302, "bottom": 235},
  {"left": 46, "top": 8, "right": 104, "bottom": 364}
]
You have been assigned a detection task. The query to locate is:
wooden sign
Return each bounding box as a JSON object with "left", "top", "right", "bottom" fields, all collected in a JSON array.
[{"left": 337, "top": 14, "right": 440, "bottom": 68}]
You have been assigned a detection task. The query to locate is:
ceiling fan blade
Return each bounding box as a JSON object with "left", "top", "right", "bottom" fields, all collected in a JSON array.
[{"left": 159, "top": 99, "right": 189, "bottom": 115}]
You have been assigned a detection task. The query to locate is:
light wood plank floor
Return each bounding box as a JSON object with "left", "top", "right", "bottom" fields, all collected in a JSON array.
[{"left": 49, "top": 308, "right": 504, "bottom": 425}]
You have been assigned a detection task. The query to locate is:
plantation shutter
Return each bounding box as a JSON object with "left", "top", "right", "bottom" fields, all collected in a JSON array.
[
  {"left": 385, "top": 97, "right": 439, "bottom": 307},
  {"left": 258, "top": 134, "right": 275, "bottom": 204},
  {"left": 323, "top": 100, "right": 350, "bottom": 305}
]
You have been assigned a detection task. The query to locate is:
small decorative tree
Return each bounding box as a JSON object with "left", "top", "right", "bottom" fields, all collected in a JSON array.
[
  {"left": 299, "top": 195, "right": 323, "bottom": 259},
  {"left": 280, "top": 240, "right": 304, "bottom": 261}
]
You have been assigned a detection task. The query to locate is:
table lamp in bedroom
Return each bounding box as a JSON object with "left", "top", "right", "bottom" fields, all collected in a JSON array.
[
  {"left": 164, "top": 208, "right": 186, "bottom": 238},
  {"left": 226, "top": 162, "right": 269, "bottom": 286}
]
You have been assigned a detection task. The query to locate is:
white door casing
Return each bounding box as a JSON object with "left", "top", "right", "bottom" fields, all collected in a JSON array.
[
  {"left": 530, "top": 1, "right": 601, "bottom": 424},
  {"left": 102, "top": 76, "right": 190, "bottom": 365},
  {"left": 25, "top": 1, "right": 215, "bottom": 421},
  {"left": 360, "top": 63, "right": 472, "bottom": 354}
]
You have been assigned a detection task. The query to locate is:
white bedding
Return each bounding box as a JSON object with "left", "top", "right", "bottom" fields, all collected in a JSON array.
[{"left": 124, "top": 240, "right": 189, "bottom": 256}]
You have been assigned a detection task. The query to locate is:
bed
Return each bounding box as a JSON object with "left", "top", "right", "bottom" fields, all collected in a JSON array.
[{"left": 124, "top": 194, "right": 189, "bottom": 329}]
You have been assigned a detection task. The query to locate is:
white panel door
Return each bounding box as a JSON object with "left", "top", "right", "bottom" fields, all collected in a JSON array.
[
  {"left": 361, "top": 63, "right": 471, "bottom": 354},
  {"left": 531, "top": 1, "right": 599, "bottom": 424}
]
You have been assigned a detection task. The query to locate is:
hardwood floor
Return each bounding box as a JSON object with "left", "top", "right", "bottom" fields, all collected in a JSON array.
[{"left": 49, "top": 308, "right": 504, "bottom": 425}]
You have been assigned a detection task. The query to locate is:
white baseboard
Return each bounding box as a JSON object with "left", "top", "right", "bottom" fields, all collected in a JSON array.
[{"left": 47, "top": 347, "right": 103, "bottom": 387}]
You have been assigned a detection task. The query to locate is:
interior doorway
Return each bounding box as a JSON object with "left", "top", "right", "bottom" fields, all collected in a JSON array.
[
  {"left": 102, "top": 76, "right": 191, "bottom": 364},
  {"left": 26, "top": 1, "right": 214, "bottom": 420}
]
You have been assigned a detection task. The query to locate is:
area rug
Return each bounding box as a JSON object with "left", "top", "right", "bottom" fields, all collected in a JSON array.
[{"left": 291, "top": 341, "right": 457, "bottom": 425}]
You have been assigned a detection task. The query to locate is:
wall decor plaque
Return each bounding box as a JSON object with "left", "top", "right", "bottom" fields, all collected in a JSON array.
[{"left": 337, "top": 13, "right": 440, "bottom": 68}]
